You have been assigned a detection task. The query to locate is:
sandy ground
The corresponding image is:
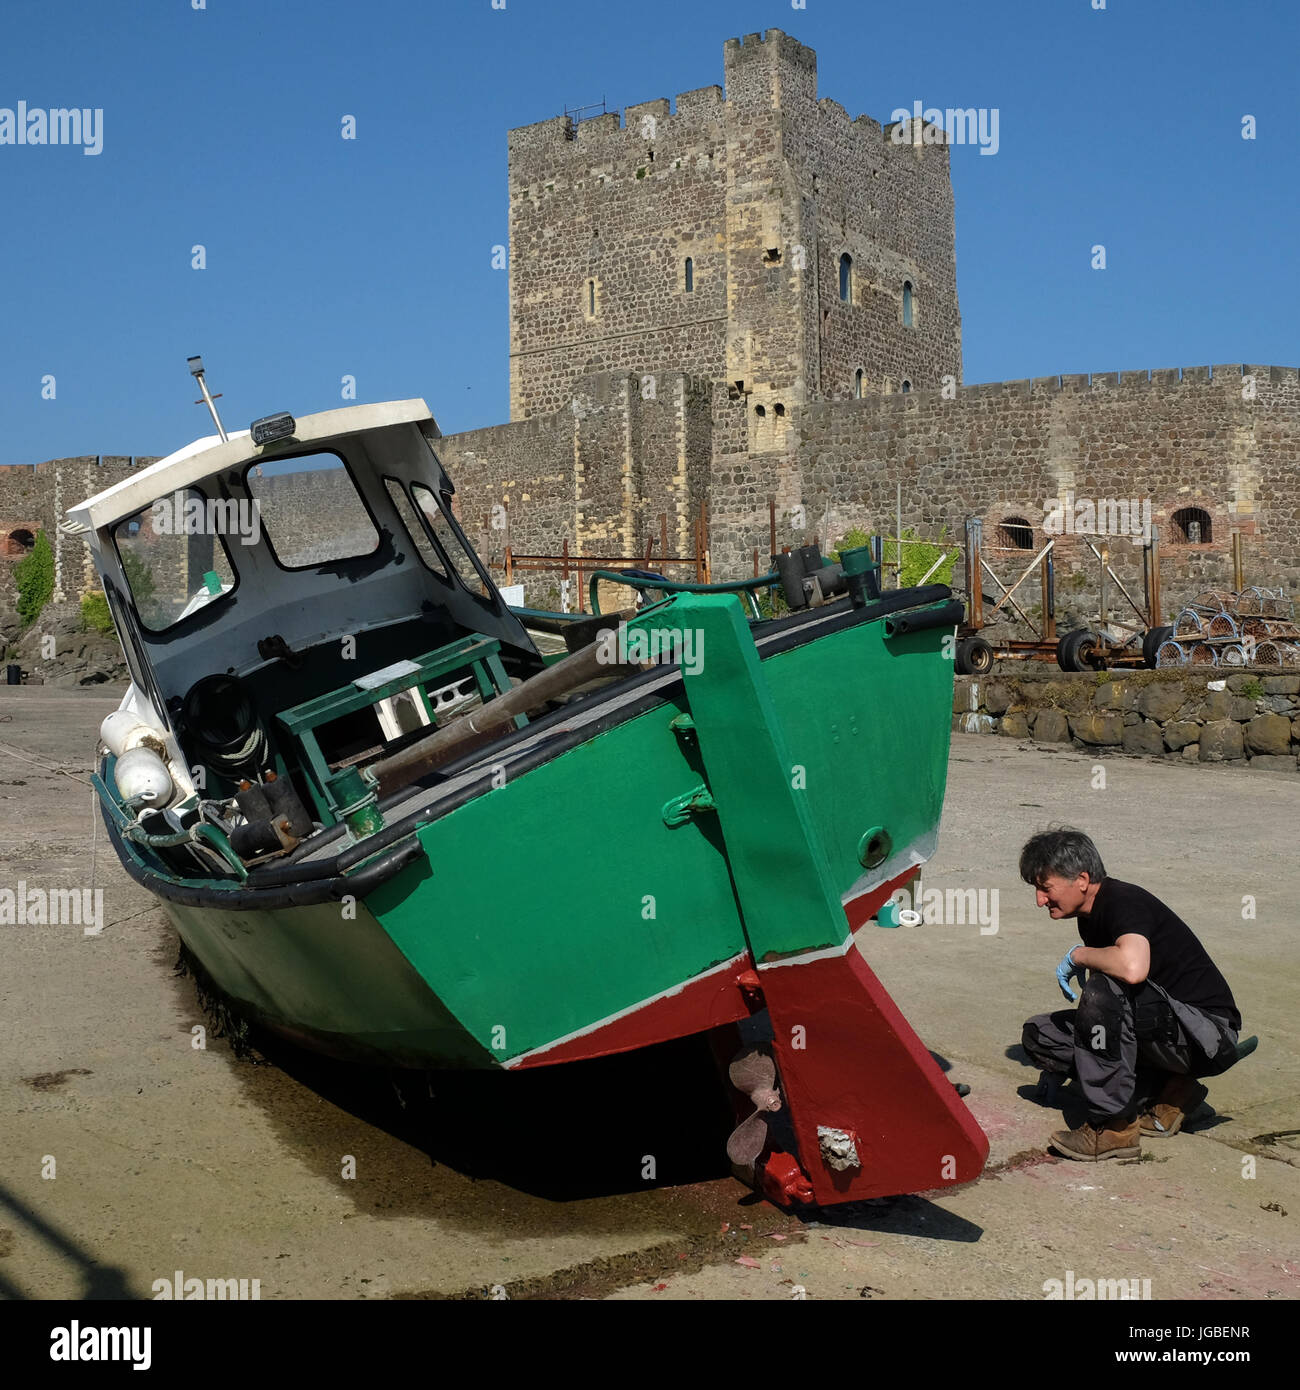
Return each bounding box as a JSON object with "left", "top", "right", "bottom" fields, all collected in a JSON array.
[{"left": 1, "top": 689, "right": 1295, "bottom": 1301}]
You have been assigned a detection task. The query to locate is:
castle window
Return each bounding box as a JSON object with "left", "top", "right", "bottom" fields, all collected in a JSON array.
[
  {"left": 901, "top": 379, "right": 912, "bottom": 394},
  {"left": 839, "top": 253, "right": 852, "bottom": 303},
  {"left": 684, "top": 257, "right": 694, "bottom": 293},
  {"left": 754, "top": 404, "right": 766, "bottom": 418},
  {"left": 587, "top": 279, "right": 596, "bottom": 317},
  {"left": 903, "top": 280, "right": 914, "bottom": 328},
  {"left": 774, "top": 403, "right": 785, "bottom": 418},
  {"left": 854, "top": 369, "right": 864, "bottom": 399},
  {"left": 763, "top": 247, "right": 782, "bottom": 266},
  {"left": 997, "top": 516, "right": 1035, "bottom": 550},
  {"left": 1172, "top": 507, "right": 1211, "bottom": 544},
  {"left": 7, "top": 528, "right": 35, "bottom": 553}
]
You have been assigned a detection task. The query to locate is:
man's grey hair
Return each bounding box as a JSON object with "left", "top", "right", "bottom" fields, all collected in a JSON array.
[{"left": 1019, "top": 826, "right": 1106, "bottom": 887}]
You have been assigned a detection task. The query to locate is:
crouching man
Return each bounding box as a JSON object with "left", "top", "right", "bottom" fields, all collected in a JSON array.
[{"left": 1018, "top": 826, "right": 1242, "bottom": 1161}]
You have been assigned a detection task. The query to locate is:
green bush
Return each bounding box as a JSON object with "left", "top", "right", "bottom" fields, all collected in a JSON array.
[
  {"left": 866, "top": 525, "right": 957, "bottom": 589},
  {"left": 81, "top": 591, "right": 114, "bottom": 634},
  {"left": 1240, "top": 677, "right": 1264, "bottom": 701},
  {"left": 830, "top": 527, "right": 871, "bottom": 562},
  {"left": 14, "top": 529, "right": 54, "bottom": 626}
]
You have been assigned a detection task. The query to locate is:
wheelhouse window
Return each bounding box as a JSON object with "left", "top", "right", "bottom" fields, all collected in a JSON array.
[
  {"left": 410, "top": 482, "right": 493, "bottom": 596},
  {"left": 112, "top": 487, "right": 237, "bottom": 632},
  {"left": 245, "top": 452, "right": 379, "bottom": 569},
  {"left": 383, "top": 477, "right": 448, "bottom": 579}
]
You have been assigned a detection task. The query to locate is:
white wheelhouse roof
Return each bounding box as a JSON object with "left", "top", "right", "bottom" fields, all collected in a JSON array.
[{"left": 64, "top": 399, "right": 435, "bottom": 537}]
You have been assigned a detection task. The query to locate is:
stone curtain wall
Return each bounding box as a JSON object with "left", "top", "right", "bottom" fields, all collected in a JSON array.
[
  {"left": 955, "top": 670, "right": 1300, "bottom": 773},
  {"left": 706, "top": 364, "right": 1300, "bottom": 617},
  {"left": 435, "top": 371, "right": 715, "bottom": 599}
]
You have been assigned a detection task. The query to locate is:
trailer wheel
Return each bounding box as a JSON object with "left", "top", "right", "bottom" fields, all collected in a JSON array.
[
  {"left": 955, "top": 636, "right": 994, "bottom": 675},
  {"left": 1057, "top": 629, "right": 1102, "bottom": 672},
  {"left": 1142, "top": 625, "right": 1173, "bottom": 669}
]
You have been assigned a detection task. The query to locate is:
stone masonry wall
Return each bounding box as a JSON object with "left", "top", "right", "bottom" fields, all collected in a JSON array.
[
  {"left": 708, "top": 364, "right": 1300, "bottom": 622},
  {"left": 955, "top": 669, "right": 1300, "bottom": 773}
]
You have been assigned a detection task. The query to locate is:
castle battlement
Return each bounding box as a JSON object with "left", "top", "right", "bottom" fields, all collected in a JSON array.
[{"left": 798, "top": 364, "right": 1300, "bottom": 418}]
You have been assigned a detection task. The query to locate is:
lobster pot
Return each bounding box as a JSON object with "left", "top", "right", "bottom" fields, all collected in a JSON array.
[
  {"left": 1253, "top": 641, "right": 1282, "bottom": 666},
  {"left": 1220, "top": 644, "right": 1247, "bottom": 667},
  {"left": 1188, "top": 643, "right": 1218, "bottom": 666},
  {"left": 1173, "top": 608, "right": 1205, "bottom": 638},
  {"left": 1207, "top": 611, "right": 1239, "bottom": 639},
  {"left": 1155, "top": 641, "right": 1187, "bottom": 668}
]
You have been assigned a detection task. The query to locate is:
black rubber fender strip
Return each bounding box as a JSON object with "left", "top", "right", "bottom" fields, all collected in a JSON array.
[
  {"left": 884, "top": 598, "right": 965, "bottom": 637},
  {"left": 104, "top": 814, "right": 427, "bottom": 911}
]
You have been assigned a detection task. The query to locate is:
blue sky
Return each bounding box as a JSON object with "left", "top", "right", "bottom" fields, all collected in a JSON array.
[{"left": 1, "top": 0, "right": 1296, "bottom": 466}]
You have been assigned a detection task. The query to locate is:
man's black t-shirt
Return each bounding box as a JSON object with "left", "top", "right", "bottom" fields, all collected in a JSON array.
[{"left": 1078, "top": 877, "right": 1241, "bottom": 1030}]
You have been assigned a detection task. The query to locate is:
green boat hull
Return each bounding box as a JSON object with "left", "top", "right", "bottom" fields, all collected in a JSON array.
[{"left": 142, "top": 595, "right": 953, "bottom": 1071}]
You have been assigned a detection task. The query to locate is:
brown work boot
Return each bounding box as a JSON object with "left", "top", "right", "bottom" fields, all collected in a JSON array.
[
  {"left": 1049, "top": 1116, "right": 1142, "bottom": 1161},
  {"left": 1140, "top": 1075, "right": 1208, "bottom": 1137}
]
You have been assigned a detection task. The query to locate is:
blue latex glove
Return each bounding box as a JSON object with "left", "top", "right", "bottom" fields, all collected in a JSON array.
[{"left": 1056, "top": 946, "right": 1087, "bottom": 1002}]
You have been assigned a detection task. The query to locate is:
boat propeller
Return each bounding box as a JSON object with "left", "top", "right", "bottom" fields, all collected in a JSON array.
[{"left": 725, "top": 1046, "right": 783, "bottom": 1165}]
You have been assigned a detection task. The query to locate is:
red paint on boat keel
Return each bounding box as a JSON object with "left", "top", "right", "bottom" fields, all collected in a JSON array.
[{"left": 760, "top": 946, "right": 988, "bottom": 1205}]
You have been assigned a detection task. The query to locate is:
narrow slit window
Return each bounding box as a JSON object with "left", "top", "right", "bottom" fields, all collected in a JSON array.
[
  {"left": 684, "top": 257, "right": 694, "bottom": 293},
  {"left": 854, "top": 368, "right": 864, "bottom": 399},
  {"left": 903, "top": 280, "right": 914, "bottom": 327},
  {"left": 839, "top": 253, "right": 852, "bottom": 303},
  {"left": 587, "top": 280, "right": 595, "bottom": 316}
]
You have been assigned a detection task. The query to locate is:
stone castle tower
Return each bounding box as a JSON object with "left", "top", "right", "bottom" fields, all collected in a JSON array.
[{"left": 506, "top": 29, "right": 961, "bottom": 453}]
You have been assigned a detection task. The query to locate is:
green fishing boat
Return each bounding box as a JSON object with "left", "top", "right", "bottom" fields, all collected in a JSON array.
[{"left": 66, "top": 361, "right": 987, "bottom": 1209}]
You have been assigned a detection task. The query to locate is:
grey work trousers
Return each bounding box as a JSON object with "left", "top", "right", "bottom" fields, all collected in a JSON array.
[{"left": 1021, "top": 972, "right": 1239, "bottom": 1124}]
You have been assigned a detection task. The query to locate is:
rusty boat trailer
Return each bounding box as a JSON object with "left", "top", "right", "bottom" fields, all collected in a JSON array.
[{"left": 954, "top": 519, "right": 1166, "bottom": 674}]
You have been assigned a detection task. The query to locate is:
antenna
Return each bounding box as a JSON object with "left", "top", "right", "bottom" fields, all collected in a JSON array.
[{"left": 187, "top": 356, "right": 228, "bottom": 442}]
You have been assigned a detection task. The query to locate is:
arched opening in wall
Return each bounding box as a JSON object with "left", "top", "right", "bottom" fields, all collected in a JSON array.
[
  {"left": 854, "top": 368, "right": 864, "bottom": 399},
  {"left": 902, "top": 280, "right": 914, "bottom": 328},
  {"left": 6, "top": 529, "right": 35, "bottom": 555},
  {"left": 684, "top": 257, "right": 693, "bottom": 293},
  {"left": 754, "top": 404, "right": 766, "bottom": 420},
  {"left": 901, "top": 379, "right": 912, "bottom": 394},
  {"left": 1171, "top": 507, "right": 1211, "bottom": 544},
  {"left": 773, "top": 403, "right": 785, "bottom": 419},
  {"left": 586, "top": 280, "right": 596, "bottom": 317},
  {"left": 996, "top": 516, "right": 1035, "bottom": 550},
  {"left": 839, "top": 253, "right": 852, "bottom": 304}
]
